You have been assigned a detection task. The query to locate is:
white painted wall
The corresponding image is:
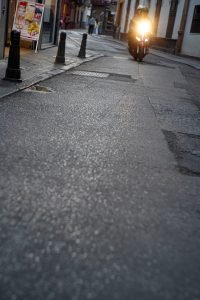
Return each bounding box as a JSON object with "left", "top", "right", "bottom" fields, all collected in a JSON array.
[
  {"left": 148, "top": 0, "right": 156, "bottom": 18},
  {"left": 156, "top": 1, "right": 170, "bottom": 37},
  {"left": 120, "top": 0, "right": 128, "bottom": 32},
  {"left": 128, "top": 0, "right": 136, "bottom": 26},
  {"left": 172, "top": 0, "right": 184, "bottom": 39},
  {"left": 182, "top": 0, "right": 200, "bottom": 57},
  {"left": 148, "top": 0, "right": 156, "bottom": 32}
]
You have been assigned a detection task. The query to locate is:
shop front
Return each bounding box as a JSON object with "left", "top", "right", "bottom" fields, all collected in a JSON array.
[{"left": 1, "top": 0, "right": 60, "bottom": 59}]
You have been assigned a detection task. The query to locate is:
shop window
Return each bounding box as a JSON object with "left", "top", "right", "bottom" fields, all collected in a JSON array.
[
  {"left": 190, "top": 5, "right": 200, "bottom": 33},
  {"left": 42, "top": 0, "right": 56, "bottom": 44}
]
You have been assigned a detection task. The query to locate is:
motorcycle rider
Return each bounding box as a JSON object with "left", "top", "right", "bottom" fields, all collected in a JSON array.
[{"left": 128, "top": 4, "right": 151, "bottom": 56}]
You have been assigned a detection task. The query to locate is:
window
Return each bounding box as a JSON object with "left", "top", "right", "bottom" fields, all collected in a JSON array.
[
  {"left": 154, "top": 0, "right": 162, "bottom": 34},
  {"left": 170, "top": 0, "right": 178, "bottom": 13},
  {"left": 190, "top": 5, "right": 200, "bottom": 33},
  {"left": 135, "top": 0, "right": 139, "bottom": 11},
  {"left": 166, "top": 0, "right": 178, "bottom": 38}
]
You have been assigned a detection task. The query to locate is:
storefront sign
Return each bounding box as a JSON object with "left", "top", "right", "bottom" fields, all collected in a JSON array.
[{"left": 13, "top": 1, "right": 44, "bottom": 41}]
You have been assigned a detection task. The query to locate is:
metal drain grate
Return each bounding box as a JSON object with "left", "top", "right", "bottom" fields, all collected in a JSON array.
[
  {"left": 70, "top": 70, "right": 135, "bottom": 82},
  {"left": 24, "top": 85, "right": 54, "bottom": 93},
  {"left": 70, "top": 70, "right": 109, "bottom": 78}
]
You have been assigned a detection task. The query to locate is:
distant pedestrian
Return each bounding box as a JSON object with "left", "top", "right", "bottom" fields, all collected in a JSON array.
[
  {"left": 88, "top": 16, "right": 95, "bottom": 34},
  {"left": 60, "top": 16, "right": 64, "bottom": 29},
  {"left": 98, "top": 21, "right": 103, "bottom": 35},
  {"left": 95, "top": 19, "right": 99, "bottom": 35},
  {"left": 64, "top": 15, "right": 70, "bottom": 29}
]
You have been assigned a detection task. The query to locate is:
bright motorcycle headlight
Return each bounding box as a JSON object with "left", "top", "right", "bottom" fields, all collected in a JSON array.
[{"left": 137, "top": 21, "right": 150, "bottom": 35}]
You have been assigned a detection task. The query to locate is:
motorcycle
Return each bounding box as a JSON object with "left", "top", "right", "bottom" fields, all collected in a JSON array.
[{"left": 128, "top": 20, "right": 151, "bottom": 62}]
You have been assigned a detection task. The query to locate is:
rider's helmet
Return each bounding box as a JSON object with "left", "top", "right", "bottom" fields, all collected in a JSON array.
[{"left": 136, "top": 4, "right": 149, "bottom": 16}]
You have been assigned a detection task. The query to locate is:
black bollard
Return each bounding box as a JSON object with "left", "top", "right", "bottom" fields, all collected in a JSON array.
[
  {"left": 4, "top": 30, "right": 22, "bottom": 82},
  {"left": 55, "top": 31, "right": 66, "bottom": 64},
  {"left": 78, "top": 34, "right": 87, "bottom": 58}
]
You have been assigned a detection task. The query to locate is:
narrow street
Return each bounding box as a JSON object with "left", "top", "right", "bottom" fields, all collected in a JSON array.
[{"left": 0, "top": 32, "right": 200, "bottom": 300}]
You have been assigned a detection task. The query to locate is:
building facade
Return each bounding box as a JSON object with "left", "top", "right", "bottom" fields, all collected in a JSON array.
[
  {"left": 59, "top": 0, "right": 117, "bottom": 34},
  {"left": 115, "top": 0, "right": 200, "bottom": 57}
]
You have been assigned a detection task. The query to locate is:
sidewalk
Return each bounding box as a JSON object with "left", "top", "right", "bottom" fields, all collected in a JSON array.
[
  {"left": 0, "top": 33, "right": 102, "bottom": 100},
  {"left": 150, "top": 48, "right": 200, "bottom": 70}
]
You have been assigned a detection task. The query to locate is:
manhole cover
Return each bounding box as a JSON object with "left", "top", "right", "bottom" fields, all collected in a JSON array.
[{"left": 24, "top": 85, "right": 54, "bottom": 93}]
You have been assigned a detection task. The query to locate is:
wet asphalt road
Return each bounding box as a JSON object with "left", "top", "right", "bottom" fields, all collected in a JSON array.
[{"left": 0, "top": 32, "right": 200, "bottom": 300}]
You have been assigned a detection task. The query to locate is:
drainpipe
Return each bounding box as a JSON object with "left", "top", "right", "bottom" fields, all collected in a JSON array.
[
  {"left": 124, "top": 0, "right": 132, "bottom": 33},
  {"left": 175, "top": 0, "right": 190, "bottom": 55}
]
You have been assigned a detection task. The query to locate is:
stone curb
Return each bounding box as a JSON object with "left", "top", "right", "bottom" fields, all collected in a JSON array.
[
  {"left": 94, "top": 34, "right": 200, "bottom": 70},
  {"left": 0, "top": 53, "right": 103, "bottom": 100},
  {"left": 150, "top": 49, "right": 200, "bottom": 70}
]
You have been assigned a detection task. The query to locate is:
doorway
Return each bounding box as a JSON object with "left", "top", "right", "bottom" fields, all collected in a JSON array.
[
  {"left": 166, "top": 0, "right": 178, "bottom": 38},
  {"left": 154, "top": 0, "right": 162, "bottom": 34},
  {"left": 42, "top": 0, "right": 57, "bottom": 45}
]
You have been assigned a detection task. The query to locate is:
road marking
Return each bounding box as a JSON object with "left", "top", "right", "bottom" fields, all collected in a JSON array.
[{"left": 113, "top": 56, "right": 129, "bottom": 60}]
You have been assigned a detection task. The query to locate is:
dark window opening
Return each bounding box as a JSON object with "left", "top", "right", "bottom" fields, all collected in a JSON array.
[
  {"left": 154, "top": 0, "right": 162, "bottom": 34},
  {"left": 190, "top": 5, "right": 200, "bottom": 33},
  {"left": 134, "top": 0, "right": 139, "bottom": 12},
  {"left": 166, "top": 0, "right": 178, "bottom": 38}
]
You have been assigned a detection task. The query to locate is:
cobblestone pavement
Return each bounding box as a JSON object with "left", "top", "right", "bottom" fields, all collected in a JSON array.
[{"left": 0, "top": 30, "right": 200, "bottom": 300}]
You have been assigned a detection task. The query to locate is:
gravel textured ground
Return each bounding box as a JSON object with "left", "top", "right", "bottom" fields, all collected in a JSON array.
[{"left": 0, "top": 33, "right": 200, "bottom": 300}]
